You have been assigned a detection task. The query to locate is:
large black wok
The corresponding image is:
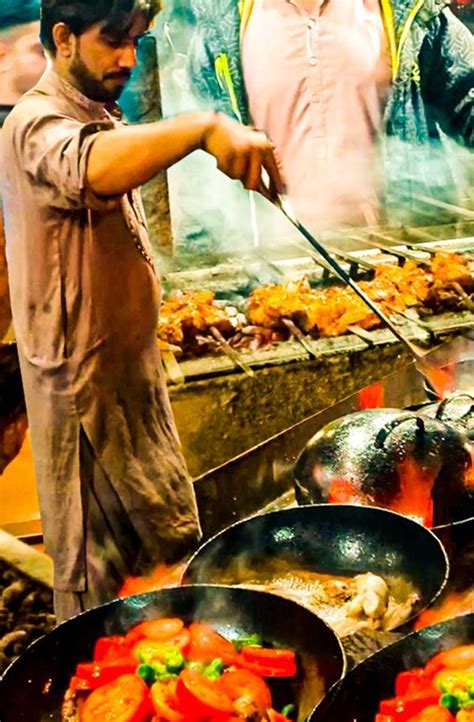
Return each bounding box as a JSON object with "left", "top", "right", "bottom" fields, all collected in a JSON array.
[
  {"left": 293, "top": 409, "right": 473, "bottom": 527},
  {"left": 0, "top": 585, "right": 345, "bottom": 722},
  {"left": 184, "top": 505, "right": 449, "bottom": 630},
  {"left": 309, "top": 613, "right": 474, "bottom": 722}
]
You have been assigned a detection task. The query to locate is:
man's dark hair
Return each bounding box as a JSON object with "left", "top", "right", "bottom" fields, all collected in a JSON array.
[{"left": 40, "top": 0, "right": 162, "bottom": 55}]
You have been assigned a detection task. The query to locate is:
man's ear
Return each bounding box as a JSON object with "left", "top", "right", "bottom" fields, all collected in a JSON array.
[
  {"left": 0, "top": 43, "right": 13, "bottom": 74},
  {"left": 52, "top": 22, "right": 75, "bottom": 58}
]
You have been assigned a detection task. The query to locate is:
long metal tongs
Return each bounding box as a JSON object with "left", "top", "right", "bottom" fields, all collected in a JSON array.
[{"left": 272, "top": 195, "right": 446, "bottom": 396}]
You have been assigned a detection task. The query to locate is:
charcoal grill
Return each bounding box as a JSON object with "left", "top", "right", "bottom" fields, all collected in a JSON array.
[{"left": 161, "top": 217, "right": 474, "bottom": 384}]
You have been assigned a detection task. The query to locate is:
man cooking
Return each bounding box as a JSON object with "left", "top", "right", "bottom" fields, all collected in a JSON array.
[{"left": 0, "top": 0, "right": 283, "bottom": 622}]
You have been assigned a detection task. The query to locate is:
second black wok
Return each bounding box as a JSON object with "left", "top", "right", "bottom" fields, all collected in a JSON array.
[{"left": 184, "top": 505, "right": 449, "bottom": 632}]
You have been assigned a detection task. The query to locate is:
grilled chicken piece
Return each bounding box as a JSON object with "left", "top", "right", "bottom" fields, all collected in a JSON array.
[
  {"left": 158, "top": 290, "right": 236, "bottom": 353},
  {"left": 431, "top": 252, "right": 474, "bottom": 289}
]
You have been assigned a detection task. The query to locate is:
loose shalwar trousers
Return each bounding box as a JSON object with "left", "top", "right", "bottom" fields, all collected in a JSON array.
[{"left": 53, "top": 430, "right": 145, "bottom": 623}]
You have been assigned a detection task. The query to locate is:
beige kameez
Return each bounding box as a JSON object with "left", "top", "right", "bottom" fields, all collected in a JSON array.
[{"left": 0, "top": 69, "right": 201, "bottom": 616}]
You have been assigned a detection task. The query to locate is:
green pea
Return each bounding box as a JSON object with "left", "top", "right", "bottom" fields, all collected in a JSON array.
[{"left": 136, "top": 663, "right": 155, "bottom": 686}]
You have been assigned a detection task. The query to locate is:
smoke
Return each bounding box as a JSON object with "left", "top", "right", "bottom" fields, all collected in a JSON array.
[
  {"left": 150, "top": 3, "right": 327, "bottom": 257},
  {"left": 140, "top": 1, "right": 474, "bottom": 262}
]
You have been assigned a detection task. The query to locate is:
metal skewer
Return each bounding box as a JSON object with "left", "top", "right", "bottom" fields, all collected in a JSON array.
[
  {"left": 271, "top": 195, "right": 445, "bottom": 394},
  {"left": 410, "top": 193, "right": 474, "bottom": 222},
  {"left": 209, "top": 326, "right": 255, "bottom": 378},
  {"left": 282, "top": 318, "right": 318, "bottom": 358},
  {"left": 356, "top": 232, "right": 432, "bottom": 266}
]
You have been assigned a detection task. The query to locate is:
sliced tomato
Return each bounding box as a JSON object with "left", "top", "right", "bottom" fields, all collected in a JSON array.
[
  {"left": 79, "top": 674, "right": 152, "bottom": 722},
  {"left": 456, "top": 710, "right": 474, "bottom": 722},
  {"left": 376, "top": 716, "right": 395, "bottom": 722},
  {"left": 187, "top": 624, "right": 238, "bottom": 664},
  {"left": 132, "top": 639, "right": 168, "bottom": 663},
  {"left": 219, "top": 669, "right": 272, "bottom": 714},
  {"left": 132, "top": 632, "right": 190, "bottom": 662},
  {"left": 406, "top": 705, "right": 454, "bottom": 721},
  {"left": 236, "top": 656, "right": 297, "bottom": 678},
  {"left": 396, "top": 669, "right": 436, "bottom": 696},
  {"left": 93, "top": 636, "right": 127, "bottom": 662},
  {"left": 167, "top": 629, "right": 191, "bottom": 655},
  {"left": 427, "top": 646, "right": 474, "bottom": 672},
  {"left": 150, "top": 681, "right": 185, "bottom": 721},
  {"left": 125, "top": 618, "right": 184, "bottom": 646},
  {"left": 69, "top": 676, "right": 91, "bottom": 692},
  {"left": 380, "top": 689, "right": 440, "bottom": 719},
  {"left": 240, "top": 647, "right": 297, "bottom": 677},
  {"left": 175, "top": 669, "right": 234, "bottom": 717},
  {"left": 75, "top": 659, "right": 137, "bottom": 689}
]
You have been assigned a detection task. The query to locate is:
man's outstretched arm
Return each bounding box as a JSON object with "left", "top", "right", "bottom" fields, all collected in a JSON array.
[{"left": 87, "top": 111, "right": 283, "bottom": 201}]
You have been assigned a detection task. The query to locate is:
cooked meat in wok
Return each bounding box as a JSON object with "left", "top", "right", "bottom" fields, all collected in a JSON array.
[{"left": 229, "top": 565, "right": 419, "bottom": 637}]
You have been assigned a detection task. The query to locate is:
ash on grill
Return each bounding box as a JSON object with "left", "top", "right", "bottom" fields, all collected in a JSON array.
[{"left": 0, "top": 558, "right": 55, "bottom": 674}]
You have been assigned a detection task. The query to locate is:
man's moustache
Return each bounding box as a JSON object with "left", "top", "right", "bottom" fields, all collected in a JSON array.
[{"left": 105, "top": 72, "right": 131, "bottom": 81}]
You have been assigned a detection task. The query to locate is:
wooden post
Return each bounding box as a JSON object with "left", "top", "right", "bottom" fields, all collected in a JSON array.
[{"left": 120, "top": 34, "right": 173, "bottom": 255}]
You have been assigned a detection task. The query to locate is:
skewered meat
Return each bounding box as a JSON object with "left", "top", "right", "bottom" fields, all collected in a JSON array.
[
  {"left": 157, "top": 253, "right": 473, "bottom": 357},
  {"left": 247, "top": 253, "right": 472, "bottom": 338},
  {"left": 158, "top": 290, "right": 237, "bottom": 354},
  {"left": 431, "top": 251, "right": 474, "bottom": 289}
]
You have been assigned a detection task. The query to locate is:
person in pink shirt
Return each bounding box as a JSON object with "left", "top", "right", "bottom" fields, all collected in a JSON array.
[
  {"left": 241, "top": 0, "right": 392, "bottom": 228},
  {"left": 189, "top": 0, "right": 473, "bottom": 228}
]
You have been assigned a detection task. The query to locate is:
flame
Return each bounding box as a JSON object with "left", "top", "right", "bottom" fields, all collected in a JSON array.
[
  {"left": 414, "top": 589, "right": 474, "bottom": 630},
  {"left": 119, "top": 563, "right": 186, "bottom": 598},
  {"left": 389, "top": 458, "right": 435, "bottom": 527},
  {"left": 358, "top": 382, "right": 385, "bottom": 410},
  {"left": 465, "top": 448, "right": 474, "bottom": 492},
  {"left": 327, "top": 478, "right": 365, "bottom": 504},
  {"left": 425, "top": 363, "right": 456, "bottom": 400},
  {"left": 327, "top": 459, "right": 435, "bottom": 525}
]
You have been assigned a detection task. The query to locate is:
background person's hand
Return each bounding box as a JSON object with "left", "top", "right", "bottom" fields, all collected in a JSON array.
[{"left": 202, "top": 113, "right": 285, "bottom": 202}]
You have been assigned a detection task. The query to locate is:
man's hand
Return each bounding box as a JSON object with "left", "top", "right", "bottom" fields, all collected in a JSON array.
[{"left": 201, "top": 113, "right": 285, "bottom": 202}]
